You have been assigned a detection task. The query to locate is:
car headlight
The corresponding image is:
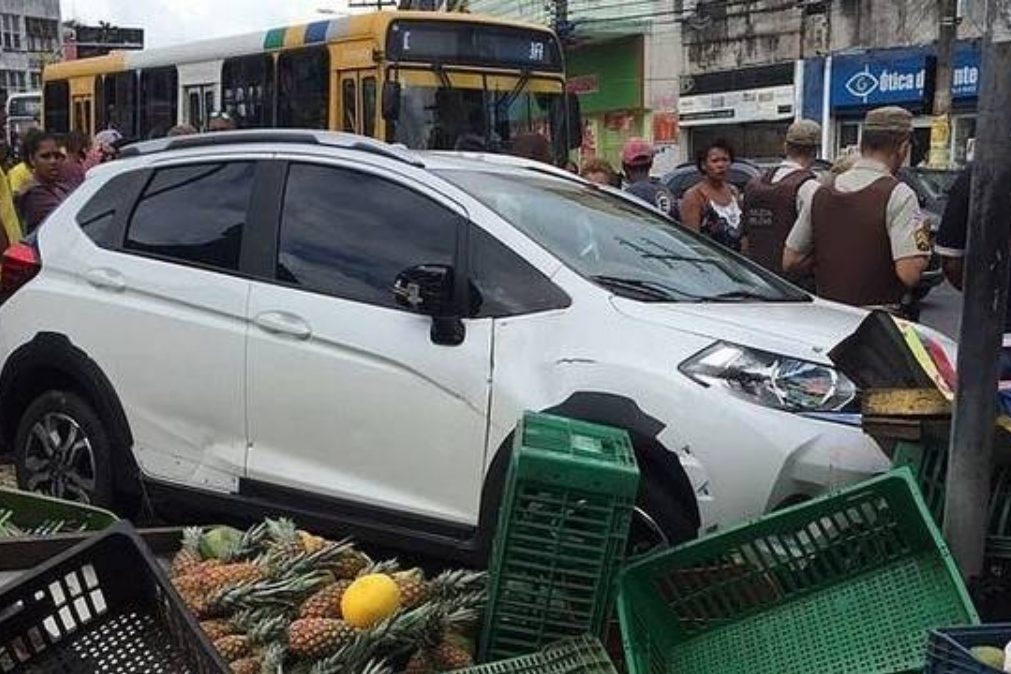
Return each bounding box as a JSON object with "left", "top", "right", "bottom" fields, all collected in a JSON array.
[{"left": 680, "top": 342, "right": 858, "bottom": 413}]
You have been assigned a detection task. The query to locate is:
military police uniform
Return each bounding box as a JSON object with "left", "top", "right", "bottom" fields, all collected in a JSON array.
[{"left": 785, "top": 107, "right": 931, "bottom": 309}]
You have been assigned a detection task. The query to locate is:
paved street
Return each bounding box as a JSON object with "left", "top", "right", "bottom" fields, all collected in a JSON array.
[{"left": 919, "top": 281, "right": 963, "bottom": 340}]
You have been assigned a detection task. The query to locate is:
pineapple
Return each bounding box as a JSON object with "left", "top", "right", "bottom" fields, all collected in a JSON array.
[
  {"left": 393, "top": 569, "right": 430, "bottom": 610},
  {"left": 172, "top": 573, "right": 209, "bottom": 617},
  {"left": 264, "top": 518, "right": 306, "bottom": 561},
  {"left": 431, "top": 637, "right": 474, "bottom": 671},
  {"left": 331, "top": 549, "right": 371, "bottom": 579},
  {"left": 299, "top": 579, "right": 352, "bottom": 619},
  {"left": 200, "top": 562, "right": 266, "bottom": 594},
  {"left": 298, "top": 529, "right": 327, "bottom": 554},
  {"left": 171, "top": 527, "right": 205, "bottom": 578},
  {"left": 404, "top": 649, "right": 435, "bottom": 674},
  {"left": 287, "top": 618, "right": 357, "bottom": 659},
  {"left": 213, "top": 634, "right": 252, "bottom": 662},
  {"left": 199, "top": 619, "right": 237, "bottom": 642},
  {"left": 229, "top": 657, "right": 261, "bottom": 674}
]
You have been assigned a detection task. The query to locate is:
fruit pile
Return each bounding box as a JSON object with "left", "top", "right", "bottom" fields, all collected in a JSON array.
[{"left": 169, "top": 519, "right": 486, "bottom": 674}]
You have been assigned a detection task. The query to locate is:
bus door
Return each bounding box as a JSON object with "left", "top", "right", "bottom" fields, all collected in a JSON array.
[
  {"left": 178, "top": 61, "right": 222, "bottom": 131},
  {"left": 69, "top": 76, "right": 96, "bottom": 135},
  {"left": 335, "top": 69, "right": 377, "bottom": 138},
  {"left": 184, "top": 84, "right": 217, "bottom": 130}
]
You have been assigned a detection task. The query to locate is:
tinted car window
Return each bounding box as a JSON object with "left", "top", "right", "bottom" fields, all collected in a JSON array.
[
  {"left": 76, "top": 172, "right": 147, "bottom": 249},
  {"left": 126, "top": 162, "right": 254, "bottom": 271},
  {"left": 278, "top": 163, "right": 458, "bottom": 309},
  {"left": 469, "top": 225, "right": 569, "bottom": 317}
]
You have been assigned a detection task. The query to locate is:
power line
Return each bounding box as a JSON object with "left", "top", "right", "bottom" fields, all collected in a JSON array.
[{"left": 576, "top": 0, "right": 804, "bottom": 25}]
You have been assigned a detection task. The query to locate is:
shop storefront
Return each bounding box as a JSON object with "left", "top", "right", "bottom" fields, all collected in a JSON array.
[
  {"left": 829, "top": 42, "right": 980, "bottom": 166},
  {"left": 566, "top": 36, "right": 645, "bottom": 170},
  {"left": 678, "top": 63, "right": 796, "bottom": 159}
]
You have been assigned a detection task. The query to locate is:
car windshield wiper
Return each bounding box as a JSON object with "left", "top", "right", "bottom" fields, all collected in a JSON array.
[
  {"left": 703, "top": 289, "right": 786, "bottom": 302},
  {"left": 591, "top": 275, "right": 684, "bottom": 302}
]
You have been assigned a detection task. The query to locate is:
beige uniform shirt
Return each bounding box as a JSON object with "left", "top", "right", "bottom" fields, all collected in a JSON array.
[
  {"left": 770, "top": 159, "right": 821, "bottom": 218},
  {"left": 785, "top": 158, "right": 930, "bottom": 260}
]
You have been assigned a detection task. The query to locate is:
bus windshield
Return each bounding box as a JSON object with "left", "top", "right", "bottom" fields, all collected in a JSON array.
[{"left": 389, "top": 70, "right": 565, "bottom": 162}]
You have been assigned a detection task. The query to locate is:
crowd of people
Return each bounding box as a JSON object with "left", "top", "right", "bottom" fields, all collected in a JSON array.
[
  {"left": 0, "top": 113, "right": 237, "bottom": 252},
  {"left": 557, "top": 106, "right": 933, "bottom": 320}
]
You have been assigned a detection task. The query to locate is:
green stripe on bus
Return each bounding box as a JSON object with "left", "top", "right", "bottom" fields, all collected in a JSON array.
[{"left": 264, "top": 28, "right": 285, "bottom": 50}]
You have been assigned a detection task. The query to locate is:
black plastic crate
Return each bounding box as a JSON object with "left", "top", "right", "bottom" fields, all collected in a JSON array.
[{"left": 0, "top": 521, "right": 228, "bottom": 673}]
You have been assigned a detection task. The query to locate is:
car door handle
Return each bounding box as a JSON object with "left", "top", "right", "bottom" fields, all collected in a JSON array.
[
  {"left": 254, "top": 311, "right": 312, "bottom": 340},
  {"left": 84, "top": 268, "right": 125, "bottom": 292}
]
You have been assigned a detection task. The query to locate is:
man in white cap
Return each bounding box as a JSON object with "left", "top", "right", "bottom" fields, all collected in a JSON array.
[{"left": 742, "top": 119, "right": 821, "bottom": 279}]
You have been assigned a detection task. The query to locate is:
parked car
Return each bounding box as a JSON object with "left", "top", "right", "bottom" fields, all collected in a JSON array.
[
  {"left": 660, "top": 157, "right": 832, "bottom": 203},
  {"left": 0, "top": 131, "right": 945, "bottom": 562}
]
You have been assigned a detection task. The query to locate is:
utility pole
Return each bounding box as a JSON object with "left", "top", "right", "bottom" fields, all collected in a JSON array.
[
  {"left": 943, "top": 0, "right": 1011, "bottom": 579},
  {"left": 928, "top": 0, "right": 959, "bottom": 168}
]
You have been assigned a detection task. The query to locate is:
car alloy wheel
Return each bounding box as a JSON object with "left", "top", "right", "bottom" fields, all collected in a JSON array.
[{"left": 22, "top": 411, "right": 97, "bottom": 503}]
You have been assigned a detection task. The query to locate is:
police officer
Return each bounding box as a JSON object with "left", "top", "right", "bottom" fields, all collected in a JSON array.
[
  {"left": 783, "top": 107, "right": 930, "bottom": 315},
  {"left": 621, "top": 137, "right": 675, "bottom": 217},
  {"left": 742, "top": 119, "right": 821, "bottom": 281}
]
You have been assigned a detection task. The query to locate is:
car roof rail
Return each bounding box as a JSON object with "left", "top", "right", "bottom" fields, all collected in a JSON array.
[{"left": 118, "top": 129, "right": 425, "bottom": 167}]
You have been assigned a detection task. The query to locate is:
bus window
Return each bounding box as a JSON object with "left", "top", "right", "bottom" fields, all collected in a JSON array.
[
  {"left": 43, "top": 80, "right": 69, "bottom": 133},
  {"left": 222, "top": 54, "right": 273, "bottom": 128},
  {"left": 101, "top": 72, "right": 137, "bottom": 137},
  {"left": 341, "top": 77, "right": 356, "bottom": 132},
  {"left": 278, "top": 47, "right": 329, "bottom": 129},
  {"left": 140, "top": 67, "right": 178, "bottom": 139},
  {"left": 362, "top": 76, "right": 376, "bottom": 138}
]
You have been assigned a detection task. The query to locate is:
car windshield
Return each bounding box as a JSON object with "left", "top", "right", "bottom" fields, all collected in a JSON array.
[{"left": 438, "top": 169, "right": 809, "bottom": 303}]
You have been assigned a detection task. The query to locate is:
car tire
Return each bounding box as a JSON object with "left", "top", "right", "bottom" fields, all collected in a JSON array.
[
  {"left": 14, "top": 391, "right": 115, "bottom": 507},
  {"left": 627, "top": 435, "right": 699, "bottom": 556}
]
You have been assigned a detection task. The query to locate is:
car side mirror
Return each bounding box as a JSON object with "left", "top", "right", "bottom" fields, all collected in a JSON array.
[
  {"left": 567, "top": 93, "right": 582, "bottom": 150},
  {"left": 382, "top": 80, "right": 401, "bottom": 122},
  {"left": 393, "top": 264, "right": 464, "bottom": 346}
]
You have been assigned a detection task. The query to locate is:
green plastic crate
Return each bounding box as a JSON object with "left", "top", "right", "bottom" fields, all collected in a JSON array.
[
  {"left": 0, "top": 487, "right": 118, "bottom": 534},
  {"left": 480, "top": 413, "right": 639, "bottom": 661},
  {"left": 454, "top": 635, "right": 617, "bottom": 674},
  {"left": 616, "top": 469, "right": 977, "bottom": 674},
  {"left": 892, "top": 429, "right": 1011, "bottom": 567}
]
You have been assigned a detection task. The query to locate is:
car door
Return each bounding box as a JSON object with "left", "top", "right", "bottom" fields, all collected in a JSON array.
[
  {"left": 244, "top": 160, "right": 492, "bottom": 526},
  {"left": 66, "top": 160, "right": 258, "bottom": 491}
]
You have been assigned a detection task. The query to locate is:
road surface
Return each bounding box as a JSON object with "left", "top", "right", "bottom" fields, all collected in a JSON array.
[{"left": 919, "top": 282, "right": 962, "bottom": 340}]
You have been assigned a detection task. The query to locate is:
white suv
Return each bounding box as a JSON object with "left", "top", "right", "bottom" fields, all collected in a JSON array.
[{"left": 0, "top": 130, "right": 909, "bottom": 559}]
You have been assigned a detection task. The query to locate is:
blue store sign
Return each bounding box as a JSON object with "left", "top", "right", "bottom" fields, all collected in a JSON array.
[{"left": 831, "top": 43, "right": 980, "bottom": 109}]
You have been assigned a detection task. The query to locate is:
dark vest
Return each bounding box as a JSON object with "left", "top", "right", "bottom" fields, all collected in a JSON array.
[
  {"left": 811, "top": 175, "right": 906, "bottom": 307},
  {"left": 743, "top": 167, "right": 814, "bottom": 274}
]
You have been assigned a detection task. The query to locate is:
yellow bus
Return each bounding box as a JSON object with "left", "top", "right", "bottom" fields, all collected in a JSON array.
[{"left": 43, "top": 10, "right": 578, "bottom": 163}]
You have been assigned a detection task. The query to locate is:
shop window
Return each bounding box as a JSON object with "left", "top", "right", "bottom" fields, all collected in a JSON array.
[
  {"left": 223, "top": 54, "right": 274, "bottom": 128},
  {"left": 953, "top": 116, "right": 976, "bottom": 166},
  {"left": 837, "top": 122, "right": 860, "bottom": 156},
  {"left": 278, "top": 47, "right": 329, "bottom": 129}
]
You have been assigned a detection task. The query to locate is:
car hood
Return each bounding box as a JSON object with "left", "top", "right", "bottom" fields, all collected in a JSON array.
[{"left": 611, "top": 296, "right": 870, "bottom": 364}]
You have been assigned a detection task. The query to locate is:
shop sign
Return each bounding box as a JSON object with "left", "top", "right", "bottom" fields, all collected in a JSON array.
[
  {"left": 566, "top": 74, "right": 599, "bottom": 96},
  {"left": 678, "top": 84, "right": 794, "bottom": 127},
  {"left": 831, "top": 44, "right": 980, "bottom": 108}
]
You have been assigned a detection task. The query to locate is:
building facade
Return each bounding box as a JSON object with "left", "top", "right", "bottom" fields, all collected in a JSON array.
[
  {"left": 680, "top": 0, "right": 986, "bottom": 165},
  {"left": 0, "top": 0, "right": 60, "bottom": 102},
  {"left": 62, "top": 22, "right": 145, "bottom": 61}
]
